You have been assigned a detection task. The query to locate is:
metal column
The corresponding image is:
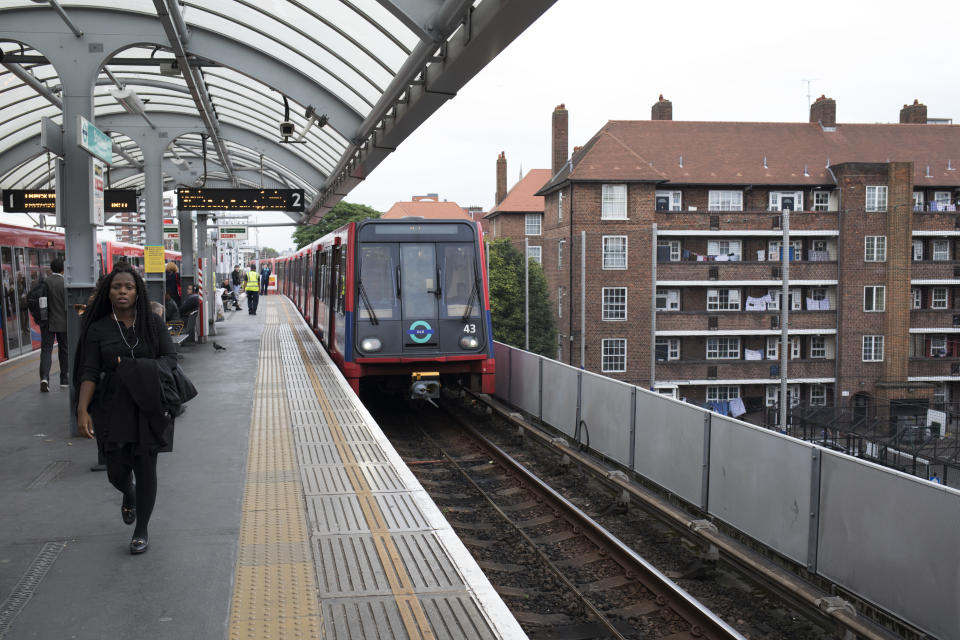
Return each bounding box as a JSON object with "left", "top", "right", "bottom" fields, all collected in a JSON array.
[
  {"left": 141, "top": 142, "right": 165, "bottom": 303},
  {"left": 178, "top": 209, "right": 195, "bottom": 292}
]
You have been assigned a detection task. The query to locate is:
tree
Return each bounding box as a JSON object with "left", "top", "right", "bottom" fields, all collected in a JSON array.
[
  {"left": 259, "top": 247, "right": 279, "bottom": 259},
  {"left": 487, "top": 238, "right": 557, "bottom": 357},
  {"left": 292, "top": 201, "right": 380, "bottom": 249}
]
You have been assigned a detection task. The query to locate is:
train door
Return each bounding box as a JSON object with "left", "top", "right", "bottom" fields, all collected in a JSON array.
[
  {"left": 311, "top": 252, "right": 321, "bottom": 332},
  {"left": 1, "top": 246, "right": 25, "bottom": 358},
  {"left": 330, "top": 244, "right": 344, "bottom": 354},
  {"left": 304, "top": 252, "right": 313, "bottom": 325}
]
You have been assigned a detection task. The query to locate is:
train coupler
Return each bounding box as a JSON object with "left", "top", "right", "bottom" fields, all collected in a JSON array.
[{"left": 410, "top": 371, "right": 441, "bottom": 406}]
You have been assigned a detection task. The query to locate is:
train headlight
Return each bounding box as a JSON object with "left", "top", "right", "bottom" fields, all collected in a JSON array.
[
  {"left": 459, "top": 335, "right": 480, "bottom": 350},
  {"left": 360, "top": 337, "right": 382, "bottom": 353}
]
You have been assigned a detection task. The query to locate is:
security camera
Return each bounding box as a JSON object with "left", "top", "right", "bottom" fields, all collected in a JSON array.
[{"left": 279, "top": 121, "right": 295, "bottom": 137}]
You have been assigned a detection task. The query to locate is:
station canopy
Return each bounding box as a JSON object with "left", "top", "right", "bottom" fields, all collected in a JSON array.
[{"left": 0, "top": 0, "right": 555, "bottom": 222}]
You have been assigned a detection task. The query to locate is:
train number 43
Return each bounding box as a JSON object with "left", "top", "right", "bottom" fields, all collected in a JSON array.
[{"left": 463, "top": 323, "right": 476, "bottom": 334}]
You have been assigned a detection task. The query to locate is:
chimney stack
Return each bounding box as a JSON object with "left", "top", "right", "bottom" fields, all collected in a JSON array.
[
  {"left": 900, "top": 99, "right": 928, "bottom": 124},
  {"left": 552, "top": 104, "right": 568, "bottom": 175},
  {"left": 810, "top": 95, "right": 836, "bottom": 127},
  {"left": 651, "top": 94, "right": 673, "bottom": 121},
  {"left": 495, "top": 151, "right": 507, "bottom": 205}
]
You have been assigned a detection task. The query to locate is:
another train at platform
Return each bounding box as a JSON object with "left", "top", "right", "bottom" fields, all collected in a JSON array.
[
  {"left": 0, "top": 223, "right": 181, "bottom": 362},
  {"left": 272, "top": 218, "right": 495, "bottom": 400}
]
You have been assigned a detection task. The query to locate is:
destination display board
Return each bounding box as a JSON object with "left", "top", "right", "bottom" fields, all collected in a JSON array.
[
  {"left": 177, "top": 188, "right": 304, "bottom": 212},
  {"left": 2, "top": 189, "right": 139, "bottom": 213}
]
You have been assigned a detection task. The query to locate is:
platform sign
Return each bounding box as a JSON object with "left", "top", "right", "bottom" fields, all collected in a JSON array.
[
  {"left": 90, "top": 160, "right": 105, "bottom": 226},
  {"left": 2, "top": 189, "right": 137, "bottom": 213},
  {"left": 177, "top": 187, "right": 304, "bottom": 212},
  {"left": 78, "top": 115, "right": 112, "bottom": 165},
  {"left": 164, "top": 226, "right": 180, "bottom": 240},
  {"left": 144, "top": 245, "right": 165, "bottom": 273},
  {"left": 219, "top": 227, "right": 248, "bottom": 240},
  {"left": 105, "top": 190, "right": 138, "bottom": 213}
]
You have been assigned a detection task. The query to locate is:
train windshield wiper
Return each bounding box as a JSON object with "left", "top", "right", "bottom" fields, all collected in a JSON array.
[
  {"left": 461, "top": 279, "right": 479, "bottom": 322},
  {"left": 358, "top": 280, "right": 378, "bottom": 325}
]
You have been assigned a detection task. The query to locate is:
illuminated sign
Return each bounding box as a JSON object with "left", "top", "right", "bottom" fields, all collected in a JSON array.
[
  {"left": 219, "top": 227, "right": 248, "bottom": 240},
  {"left": 2, "top": 189, "right": 138, "bottom": 213},
  {"left": 177, "top": 188, "right": 304, "bottom": 212}
]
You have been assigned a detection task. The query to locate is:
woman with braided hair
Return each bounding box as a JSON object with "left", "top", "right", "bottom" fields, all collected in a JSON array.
[{"left": 74, "top": 263, "right": 177, "bottom": 555}]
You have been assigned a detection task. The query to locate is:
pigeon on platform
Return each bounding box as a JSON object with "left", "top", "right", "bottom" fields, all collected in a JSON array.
[{"left": 213, "top": 341, "right": 227, "bottom": 351}]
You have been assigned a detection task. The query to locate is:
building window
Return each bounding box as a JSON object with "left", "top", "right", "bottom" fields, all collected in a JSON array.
[
  {"left": 913, "top": 240, "right": 924, "bottom": 261},
  {"left": 934, "top": 383, "right": 947, "bottom": 408},
  {"left": 932, "top": 287, "right": 948, "bottom": 309},
  {"left": 769, "top": 191, "right": 803, "bottom": 212},
  {"left": 862, "top": 335, "right": 884, "bottom": 362},
  {"left": 912, "top": 288, "right": 922, "bottom": 309},
  {"left": 601, "top": 184, "right": 627, "bottom": 219},
  {"left": 766, "top": 384, "right": 800, "bottom": 407},
  {"left": 601, "top": 338, "right": 626, "bottom": 372},
  {"left": 766, "top": 287, "right": 801, "bottom": 311},
  {"left": 864, "top": 285, "right": 886, "bottom": 312},
  {"left": 913, "top": 192, "right": 925, "bottom": 211},
  {"left": 768, "top": 240, "right": 802, "bottom": 261},
  {"left": 527, "top": 245, "right": 542, "bottom": 264},
  {"left": 766, "top": 336, "right": 799, "bottom": 359},
  {"left": 866, "top": 186, "right": 888, "bottom": 212},
  {"left": 706, "top": 337, "right": 740, "bottom": 359},
  {"left": 810, "top": 336, "right": 826, "bottom": 359},
  {"left": 707, "top": 239, "right": 741, "bottom": 260},
  {"left": 558, "top": 239, "right": 564, "bottom": 270},
  {"left": 707, "top": 288, "right": 740, "bottom": 311},
  {"left": 655, "top": 337, "right": 680, "bottom": 361},
  {"left": 655, "top": 190, "right": 682, "bottom": 212},
  {"left": 602, "top": 236, "right": 627, "bottom": 269},
  {"left": 934, "top": 191, "right": 952, "bottom": 210},
  {"left": 708, "top": 190, "right": 743, "bottom": 211},
  {"left": 557, "top": 286, "right": 564, "bottom": 318},
  {"left": 810, "top": 384, "right": 827, "bottom": 406},
  {"left": 655, "top": 288, "right": 680, "bottom": 311},
  {"left": 931, "top": 335, "right": 947, "bottom": 357},
  {"left": 658, "top": 239, "right": 681, "bottom": 261},
  {"left": 602, "top": 287, "right": 627, "bottom": 320},
  {"left": 558, "top": 191, "right": 564, "bottom": 221},
  {"left": 810, "top": 287, "right": 827, "bottom": 302},
  {"left": 813, "top": 191, "right": 831, "bottom": 211},
  {"left": 933, "top": 240, "right": 950, "bottom": 261},
  {"left": 864, "top": 236, "right": 887, "bottom": 262},
  {"left": 706, "top": 386, "right": 740, "bottom": 402},
  {"left": 525, "top": 213, "right": 542, "bottom": 236}
]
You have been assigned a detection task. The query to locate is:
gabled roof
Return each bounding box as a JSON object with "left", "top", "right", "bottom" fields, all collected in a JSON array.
[
  {"left": 539, "top": 120, "right": 960, "bottom": 194},
  {"left": 486, "top": 169, "right": 552, "bottom": 217},
  {"left": 381, "top": 199, "right": 473, "bottom": 220}
]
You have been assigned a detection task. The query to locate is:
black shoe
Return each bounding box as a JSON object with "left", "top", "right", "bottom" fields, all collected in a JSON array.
[
  {"left": 40, "top": 380, "right": 49, "bottom": 392},
  {"left": 121, "top": 491, "right": 136, "bottom": 525},
  {"left": 90, "top": 464, "right": 107, "bottom": 472},
  {"left": 129, "top": 536, "right": 148, "bottom": 555}
]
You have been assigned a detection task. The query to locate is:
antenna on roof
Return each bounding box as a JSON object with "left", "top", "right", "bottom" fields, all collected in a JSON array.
[{"left": 801, "top": 78, "right": 818, "bottom": 109}]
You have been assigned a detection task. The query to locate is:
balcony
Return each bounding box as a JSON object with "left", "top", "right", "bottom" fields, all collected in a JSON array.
[
  {"left": 912, "top": 211, "right": 960, "bottom": 232},
  {"left": 655, "top": 311, "right": 836, "bottom": 333},
  {"left": 909, "top": 358, "right": 960, "bottom": 378},
  {"left": 910, "top": 309, "right": 960, "bottom": 327},
  {"left": 654, "top": 359, "right": 836, "bottom": 381},
  {"left": 655, "top": 209, "right": 839, "bottom": 232},
  {"left": 657, "top": 261, "right": 837, "bottom": 282},
  {"left": 911, "top": 262, "right": 960, "bottom": 280}
]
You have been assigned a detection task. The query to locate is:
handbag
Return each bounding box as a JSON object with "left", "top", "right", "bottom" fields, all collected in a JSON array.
[{"left": 172, "top": 364, "right": 198, "bottom": 404}]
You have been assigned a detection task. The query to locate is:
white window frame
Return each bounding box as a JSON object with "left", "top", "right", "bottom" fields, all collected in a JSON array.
[
  {"left": 601, "top": 338, "right": 627, "bottom": 372},
  {"left": 655, "top": 288, "right": 680, "bottom": 311},
  {"left": 810, "top": 384, "right": 827, "bottom": 406},
  {"left": 558, "top": 191, "right": 564, "bottom": 221},
  {"left": 655, "top": 190, "right": 682, "bottom": 212},
  {"left": 931, "top": 335, "right": 947, "bottom": 357},
  {"left": 934, "top": 191, "right": 952, "bottom": 207},
  {"left": 768, "top": 191, "right": 804, "bottom": 212},
  {"left": 810, "top": 336, "right": 826, "bottom": 359},
  {"left": 558, "top": 239, "right": 564, "bottom": 270},
  {"left": 655, "top": 337, "right": 680, "bottom": 361},
  {"left": 602, "top": 287, "right": 627, "bottom": 321},
  {"left": 813, "top": 191, "right": 831, "bottom": 212},
  {"left": 864, "top": 285, "right": 886, "bottom": 312},
  {"left": 933, "top": 240, "right": 950, "bottom": 261},
  {"left": 708, "top": 190, "right": 743, "bottom": 211},
  {"left": 525, "top": 213, "right": 542, "bottom": 236},
  {"left": 658, "top": 239, "right": 681, "bottom": 261},
  {"left": 526, "top": 245, "right": 542, "bottom": 264},
  {"left": 706, "top": 337, "right": 741, "bottom": 359},
  {"left": 602, "top": 236, "right": 627, "bottom": 270},
  {"left": 913, "top": 240, "right": 924, "bottom": 261},
  {"left": 866, "top": 185, "right": 888, "bottom": 212},
  {"left": 912, "top": 288, "right": 922, "bottom": 309},
  {"left": 913, "top": 191, "right": 925, "bottom": 211},
  {"left": 810, "top": 287, "right": 827, "bottom": 302},
  {"left": 707, "top": 239, "right": 741, "bottom": 259},
  {"left": 707, "top": 288, "right": 740, "bottom": 311},
  {"left": 766, "top": 384, "right": 800, "bottom": 407},
  {"left": 768, "top": 240, "right": 803, "bottom": 261},
  {"left": 865, "top": 236, "right": 887, "bottom": 262},
  {"left": 766, "top": 287, "right": 801, "bottom": 311},
  {"left": 766, "top": 336, "right": 800, "bottom": 359},
  {"left": 601, "top": 184, "right": 628, "bottom": 220},
  {"left": 862, "top": 335, "right": 884, "bottom": 362},
  {"left": 706, "top": 386, "right": 740, "bottom": 402},
  {"left": 811, "top": 239, "right": 828, "bottom": 253},
  {"left": 932, "top": 287, "right": 948, "bottom": 309},
  {"left": 557, "top": 286, "right": 564, "bottom": 318}
]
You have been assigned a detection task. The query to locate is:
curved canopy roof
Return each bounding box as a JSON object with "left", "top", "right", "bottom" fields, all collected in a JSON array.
[{"left": 0, "top": 0, "right": 556, "bottom": 222}]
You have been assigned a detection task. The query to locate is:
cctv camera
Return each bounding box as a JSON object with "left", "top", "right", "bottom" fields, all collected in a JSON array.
[{"left": 279, "top": 121, "right": 295, "bottom": 137}]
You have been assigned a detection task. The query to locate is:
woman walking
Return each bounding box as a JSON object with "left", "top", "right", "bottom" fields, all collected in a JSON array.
[{"left": 74, "top": 263, "right": 178, "bottom": 554}]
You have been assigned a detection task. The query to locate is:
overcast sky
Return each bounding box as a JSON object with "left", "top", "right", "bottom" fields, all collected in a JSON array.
[{"left": 3, "top": 0, "right": 958, "bottom": 252}]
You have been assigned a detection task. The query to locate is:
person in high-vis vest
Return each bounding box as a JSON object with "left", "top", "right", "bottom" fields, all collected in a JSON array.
[{"left": 245, "top": 263, "right": 260, "bottom": 315}]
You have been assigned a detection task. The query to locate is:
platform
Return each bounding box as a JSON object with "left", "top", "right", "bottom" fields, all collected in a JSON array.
[{"left": 0, "top": 296, "right": 524, "bottom": 640}]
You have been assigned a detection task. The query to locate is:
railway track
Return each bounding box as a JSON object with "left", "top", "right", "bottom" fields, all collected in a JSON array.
[{"left": 371, "top": 395, "right": 745, "bottom": 640}]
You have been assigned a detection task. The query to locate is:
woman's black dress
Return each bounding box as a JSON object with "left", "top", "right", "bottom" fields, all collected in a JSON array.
[{"left": 78, "top": 314, "right": 177, "bottom": 463}]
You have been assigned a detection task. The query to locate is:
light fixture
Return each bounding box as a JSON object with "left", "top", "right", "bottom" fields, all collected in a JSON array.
[
  {"left": 360, "top": 337, "right": 382, "bottom": 353},
  {"left": 111, "top": 86, "right": 146, "bottom": 115}
]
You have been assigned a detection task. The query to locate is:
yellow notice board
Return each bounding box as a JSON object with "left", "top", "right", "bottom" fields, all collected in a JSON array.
[{"left": 144, "top": 245, "right": 165, "bottom": 273}]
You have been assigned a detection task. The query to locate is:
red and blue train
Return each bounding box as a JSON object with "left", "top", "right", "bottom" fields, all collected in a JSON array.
[{"left": 271, "top": 218, "right": 495, "bottom": 399}]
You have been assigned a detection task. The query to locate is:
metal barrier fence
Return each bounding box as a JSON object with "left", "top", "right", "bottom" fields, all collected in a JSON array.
[{"left": 492, "top": 342, "right": 959, "bottom": 640}]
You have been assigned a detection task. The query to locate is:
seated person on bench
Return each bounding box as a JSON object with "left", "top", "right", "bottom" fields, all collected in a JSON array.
[
  {"left": 179, "top": 285, "right": 200, "bottom": 318},
  {"left": 164, "top": 292, "right": 180, "bottom": 322},
  {"left": 221, "top": 278, "right": 241, "bottom": 310}
]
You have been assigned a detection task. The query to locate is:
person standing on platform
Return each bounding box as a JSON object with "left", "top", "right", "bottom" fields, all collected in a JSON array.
[
  {"left": 165, "top": 262, "right": 181, "bottom": 308},
  {"left": 245, "top": 263, "right": 260, "bottom": 315},
  {"left": 39, "top": 257, "right": 67, "bottom": 391},
  {"left": 230, "top": 265, "right": 244, "bottom": 309},
  {"left": 259, "top": 263, "right": 271, "bottom": 296},
  {"left": 74, "top": 263, "right": 178, "bottom": 555}
]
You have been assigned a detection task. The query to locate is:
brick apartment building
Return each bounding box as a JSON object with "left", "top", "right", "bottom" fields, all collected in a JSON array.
[
  {"left": 491, "top": 98, "right": 960, "bottom": 427},
  {"left": 115, "top": 194, "right": 176, "bottom": 248}
]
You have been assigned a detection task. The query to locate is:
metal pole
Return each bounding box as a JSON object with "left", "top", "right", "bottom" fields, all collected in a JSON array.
[
  {"left": 780, "top": 208, "right": 790, "bottom": 430},
  {"left": 580, "top": 230, "right": 586, "bottom": 369},
  {"left": 651, "top": 223, "right": 658, "bottom": 389},
  {"left": 524, "top": 237, "right": 529, "bottom": 351}
]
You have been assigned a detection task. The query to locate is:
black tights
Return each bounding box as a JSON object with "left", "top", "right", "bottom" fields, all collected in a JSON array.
[{"left": 107, "top": 453, "right": 158, "bottom": 539}]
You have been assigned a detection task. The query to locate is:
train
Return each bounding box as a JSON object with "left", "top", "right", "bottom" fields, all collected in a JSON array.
[
  {"left": 272, "top": 218, "right": 495, "bottom": 400},
  {"left": 0, "top": 222, "right": 181, "bottom": 362}
]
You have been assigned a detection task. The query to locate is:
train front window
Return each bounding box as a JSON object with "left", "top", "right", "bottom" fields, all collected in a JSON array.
[
  {"left": 358, "top": 244, "right": 397, "bottom": 320},
  {"left": 440, "top": 244, "right": 479, "bottom": 319},
  {"left": 400, "top": 244, "right": 437, "bottom": 319}
]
